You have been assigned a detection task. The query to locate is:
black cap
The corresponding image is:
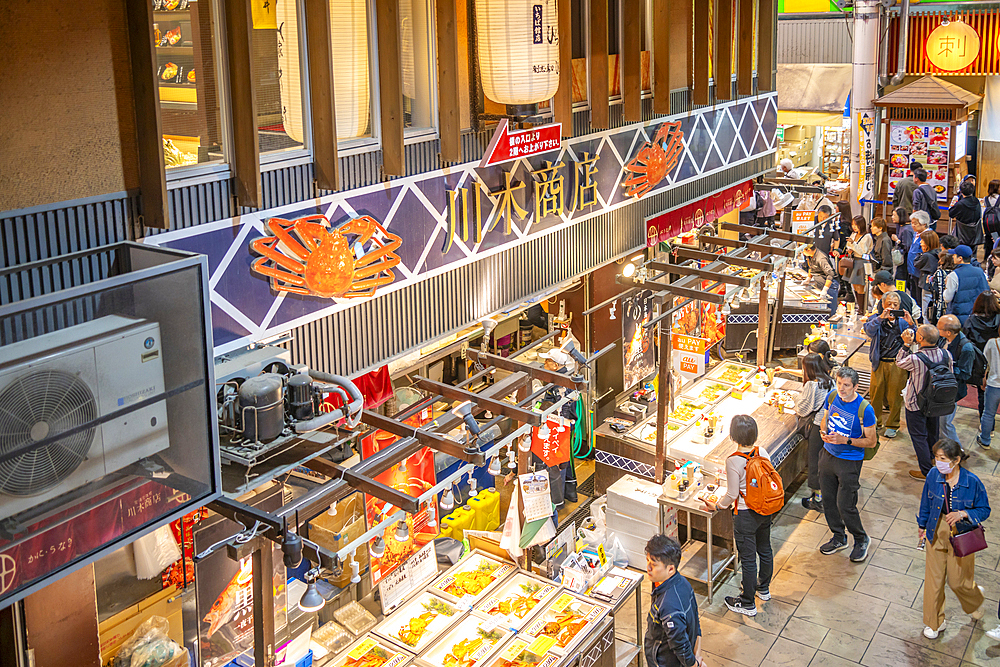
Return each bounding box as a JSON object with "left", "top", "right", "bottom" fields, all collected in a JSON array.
[{"left": 873, "top": 270, "right": 894, "bottom": 286}]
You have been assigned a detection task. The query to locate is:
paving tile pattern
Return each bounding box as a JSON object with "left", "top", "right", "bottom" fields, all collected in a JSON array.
[{"left": 613, "top": 403, "right": 1000, "bottom": 666}]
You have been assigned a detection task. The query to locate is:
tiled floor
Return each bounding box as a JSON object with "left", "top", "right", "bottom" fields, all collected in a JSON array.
[{"left": 611, "top": 404, "right": 1000, "bottom": 667}]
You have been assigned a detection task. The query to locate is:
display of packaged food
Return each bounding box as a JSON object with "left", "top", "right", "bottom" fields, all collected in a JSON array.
[
  {"left": 160, "top": 62, "right": 179, "bottom": 81},
  {"left": 372, "top": 591, "right": 463, "bottom": 653},
  {"left": 314, "top": 620, "right": 355, "bottom": 654},
  {"left": 665, "top": 399, "right": 707, "bottom": 426},
  {"left": 429, "top": 551, "right": 516, "bottom": 603},
  {"left": 682, "top": 381, "right": 730, "bottom": 404},
  {"left": 335, "top": 601, "right": 378, "bottom": 636},
  {"left": 708, "top": 362, "right": 755, "bottom": 386},
  {"left": 419, "top": 613, "right": 513, "bottom": 667},
  {"left": 482, "top": 635, "right": 561, "bottom": 667},
  {"left": 521, "top": 592, "right": 610, "bottom": 655},
  {"left": 187, "top": 69, "right": 195, "bottom": 83},
  {"left": 474, "top": 573, "right": 561, "bottom": 629},
  {"left": 328, "top": 635, "right": 412, "bottom": 667}
]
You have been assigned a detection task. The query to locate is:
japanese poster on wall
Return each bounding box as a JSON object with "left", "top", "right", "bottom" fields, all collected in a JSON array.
[
  {"left": 621, "top": 289, "right": 655, "bottom": 390},
  {"left": 361, "top": 432, "right": 437, "bottom": 587},
  {"left": 194, "top": 489, "right": 287, "bottom": 667},
  {"left": 670, "top": 283, "right": 726, "bottom": 348},
  {"left": 888, "top": 121, "right": 950, "bottom": 201}
]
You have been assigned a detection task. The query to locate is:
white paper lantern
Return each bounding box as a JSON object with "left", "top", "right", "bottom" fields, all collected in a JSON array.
[
  {"left": 279, "top": 0, "right": 371, "bottom": 142},
  {"left": 475, "top": 0, "right": 560, "bottom": 106}
]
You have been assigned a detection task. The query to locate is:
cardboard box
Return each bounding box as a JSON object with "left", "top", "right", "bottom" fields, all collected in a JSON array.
[{"left": 99, "top": 586, "right": 183, "bottom": 665}]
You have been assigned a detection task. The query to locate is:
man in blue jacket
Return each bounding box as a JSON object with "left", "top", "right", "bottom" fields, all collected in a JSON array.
[
  {"left": 908, "top": 211, "right": 930, "bottom": 309},
  {"left": 645, "top": 535, "right": 704, "bottom": 667},
  {"left": 936, "top": 315, "right": 976, "bottom": 444},
  {"left": 863, "top": 292, "right": 913, "bottom": 438},
  {"left": 944, "top": 245, "right": 991, "bottom": 325}
]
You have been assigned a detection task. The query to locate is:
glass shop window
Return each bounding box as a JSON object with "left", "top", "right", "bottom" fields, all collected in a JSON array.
[
  {"left": 400, "top": 0, "right": 435, "bottom": 132},
  {"left": 153, "top": 0, "right": 225, "bottom": 169},
  {"left": 257, "top": 0, "right": 307, "bottom": 153},
  {"left": 331, "top": 0, "right": 375, "bottom": 141}
]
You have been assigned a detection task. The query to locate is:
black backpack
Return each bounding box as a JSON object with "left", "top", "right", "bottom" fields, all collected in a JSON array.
[
  {"left": 985, "top": 197, "right": 1000, "bottom": 236},
  {"left": 916, "top": 185, "right": 941, "bottom": 221},
  {"left": 969, "top": 341, "right": 989, "bottom": 387},
  {"left": 915, "top": 352, "right": 958, "bottom": 417}
]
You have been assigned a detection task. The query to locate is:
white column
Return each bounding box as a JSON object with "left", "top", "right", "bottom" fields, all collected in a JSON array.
[{"left": 850, "top": 0, "right": 882, "bottom": 217}]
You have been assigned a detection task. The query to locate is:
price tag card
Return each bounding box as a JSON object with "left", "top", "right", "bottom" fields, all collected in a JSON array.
[
  {"left": 527, "top": 635, "right": 558, "bottom": 656},
  {"left": 550, "top": 592, "right": 574, "bottom": 613},
  {"left": 597, "top": 544, "right": 607, "bottom": 566},
  {"left": 348, "top": 637, "right": 377, "bottom": 660}
]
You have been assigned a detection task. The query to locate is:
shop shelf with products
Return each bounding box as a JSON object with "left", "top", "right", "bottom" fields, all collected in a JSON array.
[
  {"left": 822, "top": 127, "right": 849, "bottom": 181},
  {"left": 152, "top": 0, "right": 222, "bottom": 167}
]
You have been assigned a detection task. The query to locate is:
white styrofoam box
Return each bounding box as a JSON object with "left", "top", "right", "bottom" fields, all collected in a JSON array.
[
  {"left": 606, "top": 474, "right": 663, "bottom": 525},
  {"left": 605, "top": 508, "right": 657, "bottom": 541}
]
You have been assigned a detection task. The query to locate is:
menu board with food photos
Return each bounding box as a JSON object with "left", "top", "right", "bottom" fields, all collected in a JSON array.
[{"left": 888, "top": 122, "right": 950, "bottom": 202}]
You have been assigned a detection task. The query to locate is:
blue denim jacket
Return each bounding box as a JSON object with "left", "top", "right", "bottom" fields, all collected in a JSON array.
[{"left": 916, "top": 466, "right": 991, "bottom": 542}]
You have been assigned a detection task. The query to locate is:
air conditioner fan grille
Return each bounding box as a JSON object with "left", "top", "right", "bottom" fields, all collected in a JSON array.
[{"left": 0, "top": 370, "right": 98, "bottom": 497}]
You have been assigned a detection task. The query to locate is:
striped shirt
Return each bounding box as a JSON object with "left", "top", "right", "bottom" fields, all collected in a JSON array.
[{"left": 895, "top": 345, "right": 953, "bottom": 412}]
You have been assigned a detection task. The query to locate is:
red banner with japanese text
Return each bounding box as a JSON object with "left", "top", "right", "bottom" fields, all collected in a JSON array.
[
  {"left": 530, "top": 420, "right": 571, "bottom": 466},
  {"left": 645, "top": 180, "right": 753, "bottom": 246},
  {"left": 0, "top": 480, "right": 183, "bottom": 602}
]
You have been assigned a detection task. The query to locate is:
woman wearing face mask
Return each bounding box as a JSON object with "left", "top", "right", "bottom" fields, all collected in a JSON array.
[{"left": 917, "top": 439, "right": 991, "bottom": 640}]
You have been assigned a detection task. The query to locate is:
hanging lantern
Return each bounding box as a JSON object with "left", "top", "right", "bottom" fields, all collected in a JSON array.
[
  {"left": 925, "top": 18, "right": 980, "bottom": 72},
  {"left": 279, "top": 0, "right": 371, "bottom": 142},
  {"left": 476, "top": 0, "right": 560, "bottom": 115}
]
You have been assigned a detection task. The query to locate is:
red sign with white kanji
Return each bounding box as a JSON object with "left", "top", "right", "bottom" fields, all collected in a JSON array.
[
  {"left": 480, "top": 119, "right": 563, "bottom": 168},
  {"left": 531, "top": 421, "right": 571, "bottom": 466}
]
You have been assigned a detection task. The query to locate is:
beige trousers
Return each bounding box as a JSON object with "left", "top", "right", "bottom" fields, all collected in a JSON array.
[{"left": 923, "top": 515, "right": 985, "bottom": 629}]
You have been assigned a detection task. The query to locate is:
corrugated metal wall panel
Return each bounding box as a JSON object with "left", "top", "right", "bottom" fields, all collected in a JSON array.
[
  {"left": 778, "top": 18, "right": 853, "bottom": 64},
  {"left": 281, "top": 153, "right": 774, "bottom": 377}
]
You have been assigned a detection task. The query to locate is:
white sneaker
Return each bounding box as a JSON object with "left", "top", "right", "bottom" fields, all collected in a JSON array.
[
  {"left": 986, "top": 625, "right": 1000, "bottom": 641},
  {"left": 923, "top": 620, "right": 946, "bottom": 639},
  {"left": 972, "top": 586, "right": 986, "bottom": 621}
]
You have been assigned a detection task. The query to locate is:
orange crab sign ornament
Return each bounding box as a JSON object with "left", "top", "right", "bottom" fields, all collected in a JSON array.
[
  {"left": 621, "top": 121, "right": 684, "bottom": 199},
  {"left": 250, "top": 214, "right": 402, "bottom": 298}
]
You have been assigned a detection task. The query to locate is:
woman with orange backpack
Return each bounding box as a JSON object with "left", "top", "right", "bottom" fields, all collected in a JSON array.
[{"left": 701, "top": 415, "right": 783, "bottom": 617}]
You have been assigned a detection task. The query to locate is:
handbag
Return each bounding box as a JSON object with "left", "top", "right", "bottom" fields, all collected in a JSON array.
[{"left": 945, "top": 483, "right": 988, "bottom": 557}]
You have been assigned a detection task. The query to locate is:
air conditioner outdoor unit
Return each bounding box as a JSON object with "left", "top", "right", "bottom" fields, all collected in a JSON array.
[{"left": 0, "top": 315, "right": 170, "bottom": 521}]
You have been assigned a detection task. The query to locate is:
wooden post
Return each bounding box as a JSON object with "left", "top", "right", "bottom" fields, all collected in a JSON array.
[
  {"left": 693, "top": 0, "right": 711, "bottom": 106},
  {"left": 757, "top": 282, "right": 769, "bottom": 367},
  {"left": 737, "top": 0, "right": 754, "bottom": 95},
  {"left": 654, "top": 312, "right": 672, "bottom": 484},
  {"left": 652, "top": 0, "right": 670, "bottom": 114},
  {"left": 716, "top": 0, "right": 733, "bottom": 101},
  {"left": 436, "top": 0, "right": 462, "bottom": 162},
  {"left": 124, "top": 0, "right": 169, "bottom": 228},
  {"left": 590, "top": 0, "right": 609, "bottom": 129},
  {"left": 376, "top": 0, "right": 405, "bottom": 176},
  {"left": 223, "top": 0, "right": 260, "bottom": 208},
  {"left": 553, "top": 0, "right": 573, "bottom": 137},
  {"left": 252, "top": 544, "right": 275, "bottom": 667},
  {"left": 304, "top": 0, "right": 340, "bottom": 190},
  {"left": 758, "top": 0, "right": 777, "bottom": 92},
  {"left": 621, "top": 0, "right": 642, "bottom": 122},
  {"left": 770, "top": 272, "right": 787, "bottom": 363}
]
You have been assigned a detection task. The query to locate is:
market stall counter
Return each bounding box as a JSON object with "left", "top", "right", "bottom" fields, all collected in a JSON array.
[
  {"left": 595, "top": 364, "right": 807, "bottom": 567},
  {"left": 311, "top": 550, "right": 623, "bottom": 667},
  {"left": 723, "top": 274, "right": 832, "bottom": 355}
]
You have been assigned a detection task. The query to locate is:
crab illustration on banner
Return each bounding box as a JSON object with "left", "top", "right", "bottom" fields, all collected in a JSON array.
[
  {"left": 621, "top": 121, "right": 684, "bottom": 199},
  {"left": 250, "top": 214, "right": 402, "bottom": 298}
]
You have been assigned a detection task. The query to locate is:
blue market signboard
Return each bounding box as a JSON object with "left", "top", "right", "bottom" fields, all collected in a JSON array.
[{"left": 145, "top": 94, "right": 777, "bottom": 356}]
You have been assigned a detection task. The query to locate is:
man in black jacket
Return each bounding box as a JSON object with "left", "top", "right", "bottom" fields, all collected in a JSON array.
[
  {"left": 948, "top": 180, "right": 984, "bottom": 255},
  {"left": 937, "top": 314, "right": 976, "bottom": 444},
  {"left": 911, "top": 168, "right": 941, "bottom": 230},
  {"left": 645, "top": 535, "right": 704, "bottom": 667}
]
